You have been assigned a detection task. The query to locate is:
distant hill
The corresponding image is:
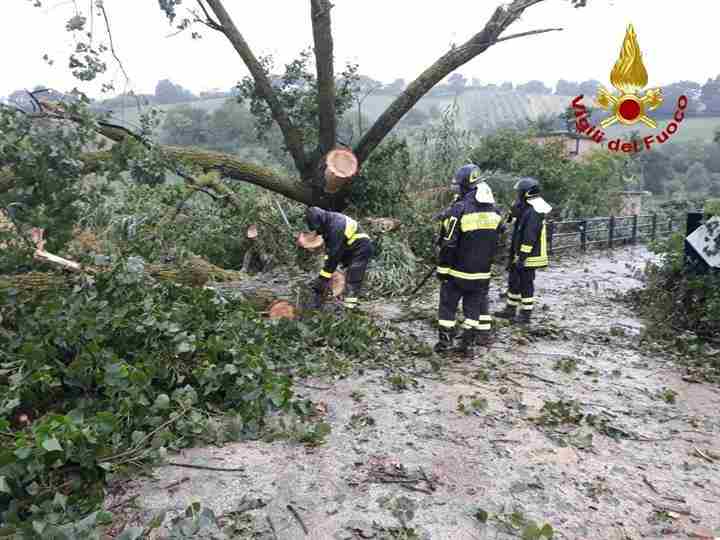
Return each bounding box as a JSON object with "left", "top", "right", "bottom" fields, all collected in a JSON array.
[{"left": 99, "top": 89, "right": 720, "bottom": 145}]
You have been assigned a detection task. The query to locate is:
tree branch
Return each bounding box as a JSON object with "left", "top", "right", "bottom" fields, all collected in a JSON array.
[
  {"left": 0, "top": 108, "right": 317, "bottom": 207},
  {"left": 194, "top": 0, "right": 224, "bottom": 32},
  {"left": 203, "top": 0, "right": 309, "bottom": 175},
  {"left": 353, "top": 0, "right": 560, "bottom": 164},
  {"left": 310, "top": 0, "right": 337, "bottom": 155}
]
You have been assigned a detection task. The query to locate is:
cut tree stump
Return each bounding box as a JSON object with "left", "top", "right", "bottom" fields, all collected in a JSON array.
[
  {"left": 331, "top": 271, "right": 346, "bottom": 297},
  {"left": 247, "top": 224, "right": 258, "bottom": 239},
  {"left": 324, "top": 148, "right": 358, "bottom": 194},
  {"left": 267, "top": 300, "right": 298, "bottom": 320},
  {"left": 297, "top": 231, "right": 324, "bottom": 251}
]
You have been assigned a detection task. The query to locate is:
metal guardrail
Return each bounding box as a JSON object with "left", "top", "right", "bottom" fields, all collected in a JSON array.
[{"left": 499, "top": 213, "right": 682, "bottom": 255}]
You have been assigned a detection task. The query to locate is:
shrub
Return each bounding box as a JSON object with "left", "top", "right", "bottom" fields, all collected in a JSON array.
[{"left": 0, "top": 261, "right": 384, "bottom": 534}]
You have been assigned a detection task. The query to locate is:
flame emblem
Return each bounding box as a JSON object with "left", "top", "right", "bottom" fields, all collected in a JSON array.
[{"left": 594, "top": 24, "right": 663, "bottom": 128}]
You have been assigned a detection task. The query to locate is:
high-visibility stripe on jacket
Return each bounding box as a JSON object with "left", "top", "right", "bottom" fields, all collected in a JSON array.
[
  {"left": 510, "top": 198, "right": 548, "bottom": 269},
  {"left": 315, "top": 211, "right": 371, "bottom": 279},
  {"left": 436, "top": 189, "right": 502, "bottom": 287}
]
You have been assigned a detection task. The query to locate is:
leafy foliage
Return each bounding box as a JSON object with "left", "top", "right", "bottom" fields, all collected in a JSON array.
[
  {"left": 236, "top": 48, "right": 360, "bottom": 158},
  {"left": 470, "top": 129, "right": 626, "bottom": 218},
  {"left": 350, "top": 138, "right": 410, "bottom": 217},
  {"left": 0, "top": 261, "right": 385, "bottom": 534},
  {"left": 627, "top": 230, "right": 720, "bottom": 372}
]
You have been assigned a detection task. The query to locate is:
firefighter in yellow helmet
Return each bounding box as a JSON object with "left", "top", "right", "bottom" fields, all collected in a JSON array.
[
  {"left": 434, "top": 165, "right": 503, "bottom": 356},
  {"left": 493, "top": 177, "right": 552, "bottom": 324}
]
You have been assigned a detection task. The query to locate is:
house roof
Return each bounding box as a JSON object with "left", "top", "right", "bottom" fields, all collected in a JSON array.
[{"left": 532, "top": 130, "right": 595, "bottom": 141}]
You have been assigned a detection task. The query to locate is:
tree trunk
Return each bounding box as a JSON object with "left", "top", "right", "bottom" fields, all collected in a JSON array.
[
  {"left": 311, "top": 0, "right": 337, "bottom": 155},
  {"left": 323, "top": 148, "right": 359, "bottom": 194},
  {"left": 353, "top": 1, "right": 561, "bottom": 164},
  {"left": 204, "top": 0, "right": 309, "bottom": 177}
]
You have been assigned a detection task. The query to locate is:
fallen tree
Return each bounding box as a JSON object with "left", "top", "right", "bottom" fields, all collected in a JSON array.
[{"left": 12, "top": 0, "right": 576, "bottom": 210}]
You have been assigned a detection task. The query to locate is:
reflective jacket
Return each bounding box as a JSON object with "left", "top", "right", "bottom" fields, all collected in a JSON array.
[
  {"left": 436, "top": 189, "right": 502, "bottom": 287},
  {"left": 313, "top": 210, "right": 370, "bottom": 279},
  {"left": 510, "top": 197, "right": 550, "bottom": 269}
]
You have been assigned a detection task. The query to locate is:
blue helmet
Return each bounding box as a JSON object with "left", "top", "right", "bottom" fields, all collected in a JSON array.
[{"left": 452, "top": 164, "right": 483, "bottom": 194}]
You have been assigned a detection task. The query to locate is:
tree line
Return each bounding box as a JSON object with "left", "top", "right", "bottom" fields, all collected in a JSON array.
[{"left": 7, "top": 75, "right": 720, "bottom": 118}]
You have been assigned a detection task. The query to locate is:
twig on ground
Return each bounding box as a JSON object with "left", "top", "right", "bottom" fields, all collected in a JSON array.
[
  {"left": 164, "top": 477, "right": 190, "bottom": 490},
  {"left": 107, "top": 494, "right": 139, "bottom": 512},
  {"left": 163, "top": 462, "right": 245, "bottom": 472},
  {"left": 267, "top": 515, "right": 278, "bottom": 540},
  {"left": 693, "top": 446, "right": 716, "bottom": 463},
  {"left": 507, "top": 370, "right": 557, "bottom": 385},
  {"left": 296, "top": 381, "right": 333, "bottom": 390},
  {"left": 287, "top": 504, "right": 309, "bottom": 535},
  {"left": 400, "top": 483, "right": 434, "bottom": 495},
  {"left": 642, "top": 475, "right": 659, "bottom": 494},
  {"left": 419, "top": 466, "right": 437, "bottom": 491}
]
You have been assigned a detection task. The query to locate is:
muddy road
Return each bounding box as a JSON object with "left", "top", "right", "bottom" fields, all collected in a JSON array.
[{"left": 110, "top": 246, "right": 720, "bottom": 540}]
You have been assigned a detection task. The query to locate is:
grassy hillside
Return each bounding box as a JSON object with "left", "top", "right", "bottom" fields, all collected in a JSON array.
[{"left": 100, "top": 90, "right": 720, "bottom": 145}]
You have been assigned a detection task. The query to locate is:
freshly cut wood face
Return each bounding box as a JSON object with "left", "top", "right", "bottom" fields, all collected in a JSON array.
[
  {"left": 297, "top": 231, "right": 324, "bottom": 251},
  {"left": 268, "top": 300, "right": 297, "bottom": 320},
  {"left": 324, "top": 148, "right": 358, "bottom": 194},
  {"left": 246, "top": 224, "right": 258, "bottom": 239},
  {"left": 330, "top": 271, "right": 345, "bottom": 297}
]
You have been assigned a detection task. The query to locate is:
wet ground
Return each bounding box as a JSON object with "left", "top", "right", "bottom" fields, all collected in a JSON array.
[{"left": 107, "top": 246, "right": 720, "bottom": 540}]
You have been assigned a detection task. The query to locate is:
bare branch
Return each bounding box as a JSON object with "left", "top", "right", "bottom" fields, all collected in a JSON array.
[
  {"left": 194, "top": 0, "right": 223, "bottom": 32},
  {"left": 204, "top": 0, "right": 309, "bottom": 175},
  {"left": 97, "top": 1, "right": 131, "bottom": 85},
  {"left": 310, "top": 0, "right": 337, "bottom": 155},
  {"left": 354, "top": 0, "right": 560, "bottom": 164}
]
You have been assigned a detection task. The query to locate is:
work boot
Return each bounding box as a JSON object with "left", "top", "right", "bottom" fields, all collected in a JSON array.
[
  {"left": 475, "top": 329, "right": 491, "bottom": 347},
  {"left": 517, "top": 309, "right": 532, "bottom": 325},
  {"left": 493, "top": 304, "right": 517, "bottom": 320},
  {"left": 434, "top": 327, "right": 456, "bottom": 354},
  {"left": 456, "top": 328, "right": 477, "bottom": 357},
  {"left": 343, "top": 283, "right": 361, "bottom": 311}
]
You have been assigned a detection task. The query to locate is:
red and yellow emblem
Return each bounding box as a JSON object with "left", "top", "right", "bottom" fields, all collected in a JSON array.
[{"left": 595, "top": 24, "right": 663, "bottom": 128}]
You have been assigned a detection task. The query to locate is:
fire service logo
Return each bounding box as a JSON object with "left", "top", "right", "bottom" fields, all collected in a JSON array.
[{"left": 571, "top": 24, "right": 687, "bottom": 153}]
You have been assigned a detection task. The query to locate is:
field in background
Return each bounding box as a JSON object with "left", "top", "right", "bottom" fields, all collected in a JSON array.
[{"left": 100, "top": 89, "right": 720, "bottom": 145}]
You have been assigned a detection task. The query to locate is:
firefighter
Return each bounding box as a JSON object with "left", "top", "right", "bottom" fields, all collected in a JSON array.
[
  {"left": 434, "top": 165, "right": 503, "bottom": 356},
  {"left": 305, "top": 206, "right": 375, "bottom": 310},
  {"left": 493, "top": 177, "right": 552, "bottom": 324}
]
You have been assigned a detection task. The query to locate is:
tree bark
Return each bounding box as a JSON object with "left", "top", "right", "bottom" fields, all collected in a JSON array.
[
  {"left": 353, "top": 0, "right": 559, "bottom": 164},
  {"left": 204, "top": 0, "right": 309, "bottom": 176},
  {"left": 310, "top": 0, "right": 337, "bottom": 155}
]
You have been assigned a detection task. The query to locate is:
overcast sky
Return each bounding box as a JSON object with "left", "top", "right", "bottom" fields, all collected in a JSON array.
[{"left": 1, "top": 0, "right": 717, "bottom": 98}]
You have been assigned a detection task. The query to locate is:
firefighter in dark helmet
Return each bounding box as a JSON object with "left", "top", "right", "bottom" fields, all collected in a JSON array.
[
  {"left": 494, "top": 177, "right": 552, "bottom": 324},
  {"left": 434, "top": 164, "right": 503, "bottom": 356},
  {"left": 305, "top": 206, "right": 375, "bottom": 310}
]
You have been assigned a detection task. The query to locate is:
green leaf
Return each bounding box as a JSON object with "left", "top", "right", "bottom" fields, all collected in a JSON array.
[
  {"left": 522, "top": 522, "right": 541, "bottom": 540},
  {"left": 42, "top": 437, "right": 63, "bottom": 453},
  {"left": 53, "top": 492, "right": 68, "bottom": 511},
  {"left": 475, "top": 508, "right": 489, "bottom": 523},
  {"left": 0, "top": 476, "right": 11, "bottom": 494},
  {"left": 153, "top": 393, "right": 170, "bottom": 411},
  {"left": 14, "top": 447, "right": 32, "bottom": 460},
  {"left": 540, "top": 524, "right": 554, "bottom": 538}
]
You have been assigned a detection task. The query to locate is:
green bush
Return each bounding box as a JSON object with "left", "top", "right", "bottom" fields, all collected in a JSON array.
[
  {"left": 350, "top": 138, "right": 411, "bottom": 217},
  {"left": 470, "top": 130, "right": 626, "bottom": 218},
  {"left": 629, "top": 231, "right": 720, "bottom": 351},
  {"left": 0, "top": 261, "right": 383, "bottom": 535}
]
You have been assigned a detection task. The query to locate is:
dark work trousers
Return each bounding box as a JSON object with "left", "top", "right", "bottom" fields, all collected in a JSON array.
[
  {"left": 438, "top": 278, "right": 491, "bottom": 331},
  {"left": 339, "top": 238, "right": 375, "bottom": 308},
  {"left": 506, "top": 265, "right": 536, "bottom": 312}
]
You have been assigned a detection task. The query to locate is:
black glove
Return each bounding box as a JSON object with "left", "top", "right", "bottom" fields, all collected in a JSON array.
[
  {"left": 507, "top": 259, "right": 516, "bottom": 271},
  {"left": 312, "top": 275, "right": 331, "bottom": 293}
]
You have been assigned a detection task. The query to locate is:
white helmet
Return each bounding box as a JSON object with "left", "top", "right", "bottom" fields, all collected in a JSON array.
[{"left": 474, "top": 181, "right": 495, "bottom": 204}]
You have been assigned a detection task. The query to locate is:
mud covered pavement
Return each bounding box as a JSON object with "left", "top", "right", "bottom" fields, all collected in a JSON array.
[{"left": 110, "top": 246, "right": 720, "bottom": 540}]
